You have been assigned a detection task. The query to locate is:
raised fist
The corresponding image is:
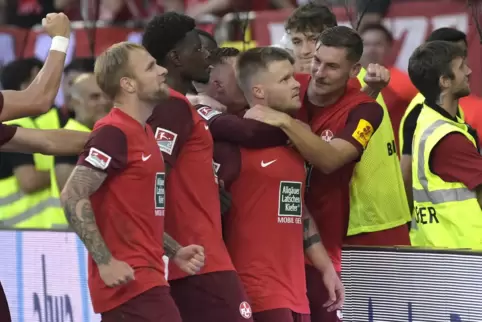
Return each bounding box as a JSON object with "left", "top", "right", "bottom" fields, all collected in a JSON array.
[{"left": 42, "top": 13, "right": 71, "bottom": 38}]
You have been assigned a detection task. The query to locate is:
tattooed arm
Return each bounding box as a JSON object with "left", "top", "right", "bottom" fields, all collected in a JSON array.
[
  {"left": 60, "top": 164, "right": 135, "bottom": 287},
  {"left": 60, "top": 165, "right": 112, "bottom": 264},
  {"left": 303, "top": 208, "right": 332, "bottom": 272},
  {"left": 303, "top": 208, "right": 345, "bottom": 311},
  {"left": 163, "top": 233, "right": 182, "bottom": 258}
]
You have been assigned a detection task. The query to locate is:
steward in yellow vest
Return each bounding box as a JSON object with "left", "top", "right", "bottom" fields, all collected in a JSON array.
[
  {"left": 411, "top": 102, "right": 482, "bottom": 248},
  {"left": 0, "top": 117, "right": 66, "bottom": 228},
  {"left": 408, "top": 40, "right": 482, "bottom": 248}
]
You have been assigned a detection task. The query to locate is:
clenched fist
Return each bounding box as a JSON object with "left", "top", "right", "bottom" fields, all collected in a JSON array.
[{"left": 42, "top": 13, "right": 71, "bottom": 38}]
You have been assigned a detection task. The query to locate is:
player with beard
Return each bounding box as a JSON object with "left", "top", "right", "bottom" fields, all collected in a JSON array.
[
  {"left": 60, "top": 42, "right": 205, "bottom": 321},
  {"left": 214, "top": 47, "right": 344, "bottom": 322},
  {"left": 408, "top": 40, "right": 482, "bottom": 247},
  {"left": 244, "top": 27, "right": 411, "bottom": 322},
  {"left": 142, "top": 13, "right": 253, "bottom": 322}
]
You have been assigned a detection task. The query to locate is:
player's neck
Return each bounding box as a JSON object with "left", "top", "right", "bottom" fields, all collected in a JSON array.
[
  {"left": 115, "top": 95, "right": 153, "bottom": 126},
  {"left": 166, "top": 73, "right": 192, "bottom": 96},
  {"left": 307, "top": 83, "right": 345, "bottom": 108}
]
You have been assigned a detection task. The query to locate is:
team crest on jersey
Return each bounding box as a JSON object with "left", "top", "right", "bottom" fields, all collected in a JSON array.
[
  {"left": 321, "top": 129, "right": 334, "bottom": 142},
  {"left": 155, "top": 128, "right": 178, "bottom": 155},
  {"left": 85, "top": 148, "right": 111, "bottom": 170},
  {"left": 197, "top": 106, "right": 222, "bottom": 121},
  {"left": 239, "top": 301, "right": 252, "bottom": 319}
]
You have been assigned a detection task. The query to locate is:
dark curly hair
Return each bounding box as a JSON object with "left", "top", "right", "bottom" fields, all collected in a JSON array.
[
  {"left": 1, "top": 58, "right": 43, "bottom": 90},
  {"left": 285, "top": 2, "right": 337, "bottom": 34},
  {"left": 142, "top": 12, "right": 196, "bottom": 65}
]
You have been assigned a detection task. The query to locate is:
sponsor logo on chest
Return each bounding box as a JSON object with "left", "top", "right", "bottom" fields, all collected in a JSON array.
[
  {"left": 154, "top": 172, "right": 165, "bottom": 216},
  {"left": 278, "top": 181, "right": 303, "bottom": 224}
]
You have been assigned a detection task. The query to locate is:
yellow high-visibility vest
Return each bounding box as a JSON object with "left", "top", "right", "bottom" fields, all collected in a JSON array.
[
  {"left": 346, "top": 68, "right": 411, "bottom": 235},
  {"left": 411, "top": 103, "right": 482, "bottom": 249},
  {"left": 0, "top": 117, "right": 64, "bottom": 228},
  {"left": 51, "top": 119, "right": 90, "bottom": 199}
]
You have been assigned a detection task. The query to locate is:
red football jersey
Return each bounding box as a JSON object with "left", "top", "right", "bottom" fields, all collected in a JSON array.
[
  {"left": 216, "top": 143, "right": 309, "bottom": 314},
  {"left": 78, "top": 108, "right": 167, "bottom": 313},
  {"left": 295, "top": 74, "right": 375, "bottom": 272},
  {"left": 148, "top": 89, "right": 234, "bottom": 280}
]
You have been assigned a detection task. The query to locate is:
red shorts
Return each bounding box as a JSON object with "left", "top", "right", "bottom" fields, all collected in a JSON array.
[
  {"left": 0, "top": 282, "right": 11, "bottom": 322},
  {"left": 254, "top": 308, "right": 310, "bottom": 322},
  {"left": 305, "top": 265, "right": 342, "bottom": 322},
  {"left": 100, "top": 286, "right": 181, "bottom": 322},
  {"left": 169, "top": 270, "right": 253, "bottom": 322},
  {"left": 344, "top": 224, "right": 410, "bottom": 246}
]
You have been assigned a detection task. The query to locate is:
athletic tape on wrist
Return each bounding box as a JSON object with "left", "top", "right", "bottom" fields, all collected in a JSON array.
[{"left": 50, "top": 36, "right": 70, "bottom": 54}]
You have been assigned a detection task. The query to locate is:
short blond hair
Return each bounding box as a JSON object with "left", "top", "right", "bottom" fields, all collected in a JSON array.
[{"left": 94, "top": 42, "right": 145, "bottom": 100}]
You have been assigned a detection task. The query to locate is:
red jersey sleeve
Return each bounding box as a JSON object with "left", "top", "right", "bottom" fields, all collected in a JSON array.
[
  {"left": 336, "top": 102, "right": 384, "bottom": 155},
  {"left": 430, "top": 133, "right": 482, "bottom": 190},
  {"left": 213, "top": 141, "right": 241, "bottom": 189},
  {"left": 77, "top": 125, "right": 128, "bottom": 175},
  {"left": 0, "top": 123, "right": 17, "bottom": 146},
  {"left": 209, "top": 113, "right": 288, "bottom": 148},
  {"left": 148, "top": 97, "right": 194, "bottom": 167}
]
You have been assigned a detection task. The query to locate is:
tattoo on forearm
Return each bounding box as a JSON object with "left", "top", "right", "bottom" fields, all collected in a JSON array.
[
  {"left": 303, "top": 213, "right": 322, "bottom": 249},
  {"left": 61, "top": 165, "right": 112, "bottom": 265},
  {"left": 163, "top": 233, "right": 182, "bottom": 258}
]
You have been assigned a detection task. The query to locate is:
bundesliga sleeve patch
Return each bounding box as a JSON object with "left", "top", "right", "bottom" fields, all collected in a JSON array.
[
  {"left": 197, "top": 106, "right": 222, "bottom": 121},
  {"left": 352, "top": 119, "right": 374, "bottom": 149},
  {"left": 85, "top": 147, "right": 112, "bottom": 170},
  {"left": 154, "top": 127, "right": 178, "bottom": 155}
]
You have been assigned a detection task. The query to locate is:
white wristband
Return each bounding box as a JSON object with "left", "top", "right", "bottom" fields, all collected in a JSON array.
[{"left": 50, "top": 36, "right": 70, "bottom": 54}]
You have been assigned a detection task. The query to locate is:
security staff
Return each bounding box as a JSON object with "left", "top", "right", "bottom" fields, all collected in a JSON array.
[
  {"left": 51, "top": 73, "right": 110, "bottom": 197},
  {"left": 408, "top": 40, "right": 482, "bottom": 249},
  {"left": 399, "top": 28, "right": 468, "bottom": 212},
  {"left": 0, "top": 59, "right": 64, "bottom": 229}
]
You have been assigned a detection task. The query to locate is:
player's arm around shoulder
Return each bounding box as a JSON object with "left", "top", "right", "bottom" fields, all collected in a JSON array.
[{"left": 244, "top": 103, "right": 381, "bottom": 174}]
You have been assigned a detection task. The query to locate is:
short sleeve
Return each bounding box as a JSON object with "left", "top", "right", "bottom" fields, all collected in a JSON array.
[
  {"left": 148, "top": 97, "right": 194, "bottom": 167},
  {"left": 77, "top": 125, "right": 128, "bottom": 175},
  {"left": 429, "top": 132, "right": 482, "bottom": 190},
  {"left": 401, "top": 104, "right": 423, "bottom": 155},
  {"left": 209, "top": 113, "right": 288, "bottom": 148},
  {"left": 0, "top": 123, "right": 17, "bottom": 146},
  {"left": 336, "top": 102, "right": 384, "bottom": 154},
  {"left": 213, "top": 141, "right": 241, "bottom": 189}
]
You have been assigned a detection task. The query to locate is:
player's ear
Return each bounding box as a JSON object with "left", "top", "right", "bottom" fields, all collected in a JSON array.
[
  {"left": 350, "top": 62, "right": 361, "bottom": 78},
  {"left": 168, "top": 50, "right": 182, "bottom": 68},
  {"left": 213, "top": 80, "right": 223, "bottom": 92},
  {"left": 120, "top": 76, "right": 136, "bottom": 94},
  {"left": 252, "top": 84, "right": 264, "bottom": 100}
]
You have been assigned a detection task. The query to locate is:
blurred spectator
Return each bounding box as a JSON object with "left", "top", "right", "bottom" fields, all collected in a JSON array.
[
  {"left": 2, "top": 0, "right": 56, "bottom": 28},
  {"left": 356, "top": 0, "right": 391, "bottom": 30},
  {"left": 360, "top": 23, "right": 417, "bottom": 153},
  {"left": 62, "top": 58, "right": 95, "bottom": 116}
]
